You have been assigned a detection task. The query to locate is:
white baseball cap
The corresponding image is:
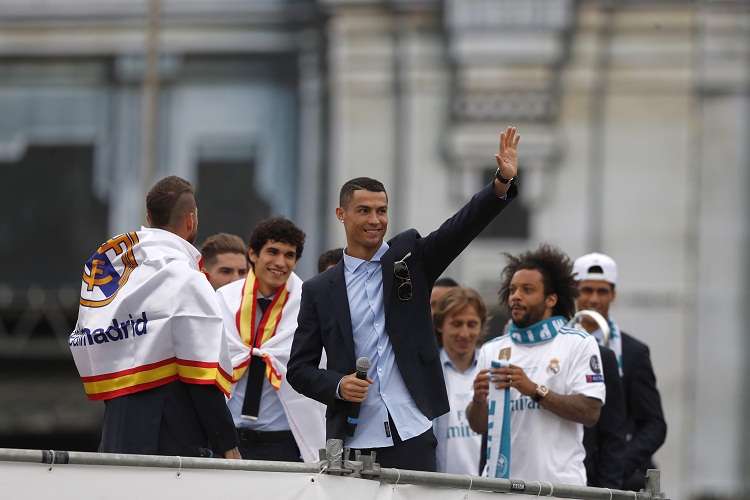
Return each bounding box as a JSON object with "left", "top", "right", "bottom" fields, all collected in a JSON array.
[{"left": 573, "top": 252, "right": 617, "bottom": 285}]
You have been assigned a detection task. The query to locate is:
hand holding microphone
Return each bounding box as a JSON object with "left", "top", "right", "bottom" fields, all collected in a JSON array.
[
  {"left": 339, "top": 357, "right": 372, "bottom": 403},
  {"left": 343, "top": 357, "right": 371, "bottom": 436}
]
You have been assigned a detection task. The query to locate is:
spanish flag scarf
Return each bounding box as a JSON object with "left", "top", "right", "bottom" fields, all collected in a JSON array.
[
  {"left": 217, "top": 271, "right": 327, "bottom": 462},
  {"left": 234, "top": 270, "right": 290, "bottom": 391}
]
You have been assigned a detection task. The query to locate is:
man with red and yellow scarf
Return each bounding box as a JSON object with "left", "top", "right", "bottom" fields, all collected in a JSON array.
[{"left": 216, "top": 217, "right": 325, "bottom": 462}]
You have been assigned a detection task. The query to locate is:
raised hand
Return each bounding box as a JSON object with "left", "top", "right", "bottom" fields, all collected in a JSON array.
[{"left": 495, "top": 126, "right": 520, "bottom": 182}]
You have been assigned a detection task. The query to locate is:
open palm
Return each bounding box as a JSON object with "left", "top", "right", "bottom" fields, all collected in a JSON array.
[{"left": 495, "top": 127, "right": 520, "bottom": 180}]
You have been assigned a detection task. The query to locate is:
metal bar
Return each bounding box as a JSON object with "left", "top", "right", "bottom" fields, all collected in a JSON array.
[
  {"left": 682, "top": 3, "right": 704, "bottom": 496},
  {"left": 0, "top": 448, "right": 656, "bottom": 499},
  {"left": 585, "top": 0, "right": 615, "bottom": 251},
  {"left": 390, "top": 3, "right": 408, "bottom": 234},
  {"left": 0, "top": 448, "right": 318, "bottom": 475},
  {"left": 377, "top": 467, "right": 649, "bottom": 499},
  {"left": 741, "top": 1, "right": 750, "bottom": 492},
  {"left": 645, "top": 469, "right": 668, "bottom": 499},
  {"left": 140, "top": 0, "right": 161, "bottom": 219}
]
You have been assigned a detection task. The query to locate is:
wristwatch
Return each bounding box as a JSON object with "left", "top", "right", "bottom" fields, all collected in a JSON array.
[
  {"left": 494, "top": 167, "right": 514, "bottom": 185},
  {"left": 532, "top": 384, "right": 549, "bottom": 402}
]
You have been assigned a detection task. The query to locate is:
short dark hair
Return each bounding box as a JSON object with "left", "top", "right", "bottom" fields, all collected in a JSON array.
[
  {"left": 146, "top": 176, "right": 195, "bottom": 228},
  {"left": 318, "top": 247, "right": 344, "bottom": 273},
  {"left": 498, "top": 244, "right": 578, "bottom": 319},
  {"left": 248, "top": 217, "right": 306, "bottom": 261},
  {"left": 339, "top": 177, "right": 387, "bottom": 207},
  {"left": 200, "top": 233, "right": 247, "bottom": 266},
  {"left": 434, "top": 277, "right": 460, "bottom": 288}
]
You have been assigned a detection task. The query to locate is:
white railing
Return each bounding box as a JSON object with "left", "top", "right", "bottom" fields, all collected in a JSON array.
[{"left": 0, "top": 443, "right": 669, "bottom": 500}]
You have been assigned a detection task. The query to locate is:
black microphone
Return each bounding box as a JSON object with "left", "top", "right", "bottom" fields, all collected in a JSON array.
[{"left": 346, "top": 357, "right": 370, "bottom": 436}]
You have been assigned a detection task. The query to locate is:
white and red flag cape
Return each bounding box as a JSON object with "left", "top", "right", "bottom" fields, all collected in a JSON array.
[{"left": 69, "top": 227, "right": 234, "bottom": 400}]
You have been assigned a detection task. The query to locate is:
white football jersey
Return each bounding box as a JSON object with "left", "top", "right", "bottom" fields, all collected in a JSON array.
[
  {"left": 435, "top": 350, "right": 483, "bottom": 475},
  {"left": 477, "top": 326, "right": 606, "bottom": 485}
]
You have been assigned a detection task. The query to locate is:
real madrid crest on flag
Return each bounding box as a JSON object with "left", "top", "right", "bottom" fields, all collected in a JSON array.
[{"left": 80, "top": 232, "right": 140, "bottom": 308}]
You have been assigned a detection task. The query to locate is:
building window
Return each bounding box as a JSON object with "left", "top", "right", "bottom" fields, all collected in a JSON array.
[
  {"left": 0, "top": 144, "right": 107, "bottom": 289},
  {"left": 195, "top": 158, "right": 271, "bottom": 244}
]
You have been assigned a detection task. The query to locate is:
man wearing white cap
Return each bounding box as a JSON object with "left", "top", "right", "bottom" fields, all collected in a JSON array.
[{"left": 573, "top": 253, "right": 667, "bottom": 491}]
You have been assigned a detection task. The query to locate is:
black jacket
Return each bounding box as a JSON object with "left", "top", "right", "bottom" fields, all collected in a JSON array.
[
  {"left": 584, "top": 345, "right": 626, "bottom": 488},
  {"left": 620, "top": 332, "right": 667, "bottom": 491},
  {"left": 287, "top": 183, "right": 516, "bottom": 440},
  {"left": 99, "top": 381, "right": 238, "bottom": 457}
]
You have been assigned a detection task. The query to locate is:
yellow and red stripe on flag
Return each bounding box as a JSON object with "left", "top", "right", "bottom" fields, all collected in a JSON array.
[
  {"left": 234, "top": 270, "right": 289, "bottom": 387},
  {"left": 80, "top": 357, "right": 233, "bottom": 400},
  {"left": 177, "top": 359, "right": 234, "bottom": 396}
]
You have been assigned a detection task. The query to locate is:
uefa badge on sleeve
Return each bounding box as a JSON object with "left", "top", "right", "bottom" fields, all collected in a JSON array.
[
  {"left": 589, "top": 355, "right": 601, "bottom": 374},
  {"left": 586, "top": 355, "right": 604, "bottom": 383}
]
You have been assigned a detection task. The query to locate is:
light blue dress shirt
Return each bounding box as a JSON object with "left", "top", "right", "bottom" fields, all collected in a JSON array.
[
  {"left": 228, "top": 293, "right": 290, "bottom": 431},
  {"left": 342, "top": 242, "right": 432, "bottom": 448}
]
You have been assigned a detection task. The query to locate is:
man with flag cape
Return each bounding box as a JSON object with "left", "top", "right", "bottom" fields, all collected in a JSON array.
[
  {"left": 69, "top": 176, "right": 240, "bottom": 458},
  {"left": 215, "top": 217, "right": 326, "bottom": 462}
]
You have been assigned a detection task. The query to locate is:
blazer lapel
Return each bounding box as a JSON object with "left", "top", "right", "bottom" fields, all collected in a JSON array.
[{"left": 329, "top": 261, "right": 356, "bottom": 366}]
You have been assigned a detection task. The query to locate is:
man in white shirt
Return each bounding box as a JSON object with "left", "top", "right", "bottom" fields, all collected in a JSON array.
[
  {"left": 467, "top": 244, "right": 605, "bottom": 485},
  {"left": 432, "top": 287, "right": 487, "bottom": 475},
  {"left": 215, "top": 217, "right": 324, "bottom": 462}
]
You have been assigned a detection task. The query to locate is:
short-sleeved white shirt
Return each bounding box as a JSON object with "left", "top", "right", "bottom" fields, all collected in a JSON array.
[
  {"left": 434, "top": 349, "right": 482, "bottom": 475},
  {"left": 477, "top": 324, "right": 605, "bottom": 485}
]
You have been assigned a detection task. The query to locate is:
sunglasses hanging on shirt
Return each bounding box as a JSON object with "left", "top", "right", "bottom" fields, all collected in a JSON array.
[{"left": 393, "top": 252, "right": 412, "bottom": 301}]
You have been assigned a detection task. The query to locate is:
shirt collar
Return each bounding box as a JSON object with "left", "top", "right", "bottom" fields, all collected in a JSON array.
[
  {"left": 592, "top": 317, "right": 619, "bottom": 343},
  {"left": 343, "top": 241, "right": 389, "bottom": 273},
  {"left": 440, "top": 348, "right": 478, "bottom": 371}
]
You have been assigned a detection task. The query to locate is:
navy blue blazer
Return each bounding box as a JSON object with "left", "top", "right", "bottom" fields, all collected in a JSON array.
[
  {"left": 287, "top": 182, "right": 517, "bottom": 440},
  {"left": 584, "top": 345, "right": 626, "bottom": 489},
  {"left": 621, "top": 332, "right": 667, "bottom": 490}
]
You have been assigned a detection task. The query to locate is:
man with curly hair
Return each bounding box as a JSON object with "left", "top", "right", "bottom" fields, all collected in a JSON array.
[
  {"left": 467, "top": 244, "right": 605, "bottom": 485},
  {"left": 215, "top": 217, "right": 325, "bottom": 462}
]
